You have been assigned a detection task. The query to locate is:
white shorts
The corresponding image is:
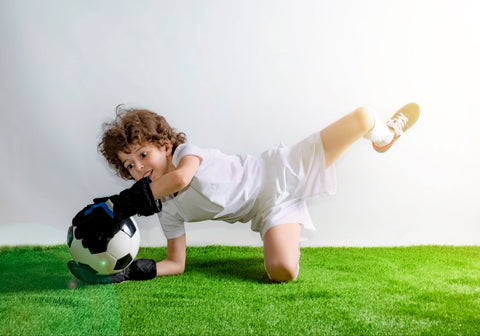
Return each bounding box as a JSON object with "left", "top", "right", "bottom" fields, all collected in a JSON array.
[{"left": 250, "top": 132, "right": 337, "bottom": 241}]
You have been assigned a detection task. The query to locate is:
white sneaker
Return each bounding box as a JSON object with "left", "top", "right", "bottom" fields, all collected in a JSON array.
[{"left": 373, "top": 103, "right": 420, "bottom": 153}]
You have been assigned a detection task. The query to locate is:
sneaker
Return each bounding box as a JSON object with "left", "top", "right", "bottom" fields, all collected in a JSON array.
[{"left": 373, "top": 103, "right": 420, "bottom": 153}]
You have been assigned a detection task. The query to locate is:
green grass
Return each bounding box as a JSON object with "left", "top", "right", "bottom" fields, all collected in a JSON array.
[{"left": 1, "top": 245, "right": 479, "bottom": 336}]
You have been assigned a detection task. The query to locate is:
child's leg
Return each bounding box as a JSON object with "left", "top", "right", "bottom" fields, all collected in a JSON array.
[
  {"left": 263, "top": 109, "right": 373, "bottom": 282},
  {"left": 321, "top": 104, "right": 421, "bottom": 166},
  {"left": 263, "top": 223, "right": 301, "bottom": 282},
  {"left": 320, "top": 107, "right": 375, "bottom": 168}
]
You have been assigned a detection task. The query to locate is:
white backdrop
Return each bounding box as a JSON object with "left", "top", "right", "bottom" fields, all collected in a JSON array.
[{"left": 1, "top": 0, "right": 479, "bottom": 247}]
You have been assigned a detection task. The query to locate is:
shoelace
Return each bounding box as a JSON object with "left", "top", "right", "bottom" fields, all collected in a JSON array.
[{"left": 386, "top": 112, "right": 408, "bottom": 136}]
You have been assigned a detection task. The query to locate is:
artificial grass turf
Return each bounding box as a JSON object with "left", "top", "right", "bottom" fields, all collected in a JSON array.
[{"left": 0, "top": 245, "right": 479, "bottom": 336}]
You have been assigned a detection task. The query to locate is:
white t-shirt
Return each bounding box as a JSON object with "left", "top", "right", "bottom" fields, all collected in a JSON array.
[
  {"left": 158, "top": 144, "right": 264, "bottom": 239},
  {"left": 158, "top": 133, "right": 337, "bottom": 241}
]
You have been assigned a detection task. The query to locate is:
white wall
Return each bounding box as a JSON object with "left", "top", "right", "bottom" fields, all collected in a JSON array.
[{"left": 1, "top": 0, "right": 479, "bottom": 247}]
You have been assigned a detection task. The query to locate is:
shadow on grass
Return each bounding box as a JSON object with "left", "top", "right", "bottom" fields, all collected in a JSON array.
[
  {"left": 186, "top": 256, "right": 270, "bottom": 283},
  {"left": 0, "top": 246, "right": 83, "bottom": 293},
  {"left": 0, "top": 246, "right": 270, "bottom": 294}
]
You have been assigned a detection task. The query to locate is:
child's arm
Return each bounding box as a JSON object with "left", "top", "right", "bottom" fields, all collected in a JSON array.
[
  {"left": 73, "top": 155, "right": 200, "bottom": 249},
  {"left": 149, "top": 155, "right": 201, "bottom": 200},
  {"left": 155, "top": 234, "right": 187, "bottom": 276}
]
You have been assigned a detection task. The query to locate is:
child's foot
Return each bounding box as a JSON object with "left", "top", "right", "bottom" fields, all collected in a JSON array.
[{"left": 372, "top": 103, "right": 420, "bottom": 153}]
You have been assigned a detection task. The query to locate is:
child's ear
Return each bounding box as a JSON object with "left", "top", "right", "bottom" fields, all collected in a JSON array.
[{"left": 165, "top": 142, "right": 173, "bottom": 155}]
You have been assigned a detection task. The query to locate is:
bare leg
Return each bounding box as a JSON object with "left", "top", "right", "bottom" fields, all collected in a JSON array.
[
  {"left": 320, "top": 107, "right": 375, "bottom": 168},
  {"left": 262, "top": 108, "right": 376, "bottom": 282},
  {"left": 263, "top": 223, "right": 301, "bottom": 282}
]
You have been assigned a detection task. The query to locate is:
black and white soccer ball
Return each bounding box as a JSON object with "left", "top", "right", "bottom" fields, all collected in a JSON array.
[{"left": 67, "top": 217, "right": 141, "bottom": 275}]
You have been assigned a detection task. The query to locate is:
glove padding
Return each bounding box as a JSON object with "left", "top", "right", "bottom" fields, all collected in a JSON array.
[
  {"left": 68, "top": 258, "right": 157, "bottom": 284},
  {"left": 72, "top": 177, "right": 161, "bottom": 253},
  {"left": 72, "top": 200, "right": 120, "bottom": 253},
  {"left": 105, "top": 176, "right": 161, "bottom": 220}
]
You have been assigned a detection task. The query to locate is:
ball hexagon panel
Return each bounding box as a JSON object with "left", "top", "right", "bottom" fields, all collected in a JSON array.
[
  {"left": 107, "top": 229, "right": 135, "bottom": 258},
  {"left": 69, "top": 237, "right": 118, "bottom": 274},
  {"left": 67, "top": 226, "right": 74, "bottom": 248},
  {"left": 114, "top": 254, "right": 133, "bottom": 271}
]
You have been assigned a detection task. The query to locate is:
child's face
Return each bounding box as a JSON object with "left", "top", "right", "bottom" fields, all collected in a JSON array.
[{"left": 118, "top": 142, "right": 173, "bottom": 182}]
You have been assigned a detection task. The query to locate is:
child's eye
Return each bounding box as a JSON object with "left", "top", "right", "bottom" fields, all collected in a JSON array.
[
  {"left": 141, "top": 152, "right": 147, "bottom": 158},
  {"left": 126, "top": 163, "right": 134, "bottom": 170}
]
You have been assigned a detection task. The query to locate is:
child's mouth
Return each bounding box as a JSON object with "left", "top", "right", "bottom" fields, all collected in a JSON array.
[{"left": 144, "top": 170, "right": 153, "bottom": 180}]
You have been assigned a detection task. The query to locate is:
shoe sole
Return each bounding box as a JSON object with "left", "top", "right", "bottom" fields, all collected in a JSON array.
[{"left": 373, "top": 102, "right": 420, "bottom": 153}]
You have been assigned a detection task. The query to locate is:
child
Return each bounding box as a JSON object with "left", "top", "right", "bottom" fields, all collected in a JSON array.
[{"left": 68, "top": 103, "right": 420, "bottom": 284}]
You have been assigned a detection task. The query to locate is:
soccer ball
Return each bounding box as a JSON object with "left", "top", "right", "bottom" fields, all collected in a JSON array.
[{"left": 67, "top": 217, "right": 141, "bottom": 275}]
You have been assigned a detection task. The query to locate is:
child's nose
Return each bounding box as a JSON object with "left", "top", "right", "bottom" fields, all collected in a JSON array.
[{"left": 134, "top": 163, "right": 144, "bottom": 174}]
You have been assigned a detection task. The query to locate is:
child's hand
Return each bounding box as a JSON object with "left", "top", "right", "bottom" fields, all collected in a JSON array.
[
  {"left": 67, "top": 260, "right": 114, "bottom": 284},
  {"left": 68, "top": 258, "right": 157, "bottom": 284},
  {"left": 72, "top": 177, "right": 162, "bottom": 252},
  {"left": 72, "top": 199, "right": 121, "bottom": 253},
  {"left": 96, "top": 177, "right": 161, "bottom": 220}
]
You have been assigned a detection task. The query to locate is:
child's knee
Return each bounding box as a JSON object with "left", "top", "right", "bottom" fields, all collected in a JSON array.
[
  {"left": 265, "top": 259, "right": 299, "bottom": 282},
  {"left": 353, "top": 107, "right": 375, "bottom": 133}
]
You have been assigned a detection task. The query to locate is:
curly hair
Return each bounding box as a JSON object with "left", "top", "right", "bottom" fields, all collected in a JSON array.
[{"left": 99, "top": 106, "right": 187, "bottom": 180}]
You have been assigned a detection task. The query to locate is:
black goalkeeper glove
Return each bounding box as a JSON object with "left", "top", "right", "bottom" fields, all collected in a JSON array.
[
  {"left": 67, "top": 258, "right": 157, "bottom": 284},
  {"left": 72, "top": 177, "right": 161, "bottom": 253}
]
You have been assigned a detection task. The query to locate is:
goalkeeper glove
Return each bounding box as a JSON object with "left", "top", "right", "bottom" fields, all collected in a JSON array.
[
  {"left": 67, "top": 258, "right": 157, "bottom": 284},
  {"left": 72, "top": 177, "right": 161, "bottom": 253}
]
